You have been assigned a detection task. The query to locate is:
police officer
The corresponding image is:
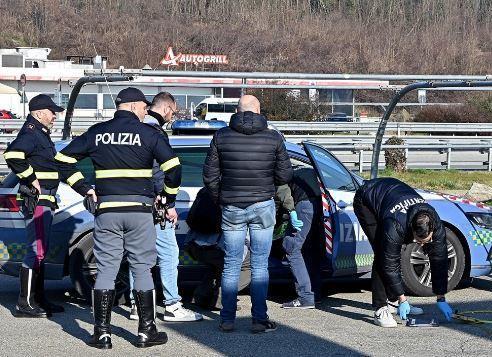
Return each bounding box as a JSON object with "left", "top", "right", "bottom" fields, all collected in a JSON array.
[
  {"left": 127, "top": 92, "right": 202, "bottom": 322},
  {"left": 55, "top": 87, "right": 181, "bottom": 349},
  {"left": 277, "top": 167, "right": 323, "bottom": 310},
  {"left": 353, "top": 177, "right": 454, "bottom": 328},
  {"left": 3, "top": 94, "right": 66, "bottom": 318}
]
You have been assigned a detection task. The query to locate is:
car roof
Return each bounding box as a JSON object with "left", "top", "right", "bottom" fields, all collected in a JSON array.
[
  {"left": 199, "top": 98, "right": 240, "bottom": 105},
  {"left": 55, "top": 136, "right": 305, "bottom": 153}
]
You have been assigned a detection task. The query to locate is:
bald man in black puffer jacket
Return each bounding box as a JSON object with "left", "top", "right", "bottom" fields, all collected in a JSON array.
[{"left": 203, "top": 95, "right": 292, "bottom": 333}]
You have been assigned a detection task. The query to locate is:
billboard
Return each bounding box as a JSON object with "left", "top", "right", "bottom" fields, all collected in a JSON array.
[{"left": 160, "top": 46, "right": 228, "bottom": 66}]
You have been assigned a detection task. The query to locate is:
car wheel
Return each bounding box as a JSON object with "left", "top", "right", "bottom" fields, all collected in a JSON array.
[
  {"left": 401, "top": 228, "right": 465, "bottom": 297},
  {"left": 69, "top": 231, "right": 130, "bottom": 305}
]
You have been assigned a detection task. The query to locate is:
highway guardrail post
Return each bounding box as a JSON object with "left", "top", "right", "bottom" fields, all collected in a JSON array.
[
  {"left": 447, "top": 147, "right": 452, "bottom": 170},
  {"left": 359, "top": 149, "right": 364, "bottom": 173}
]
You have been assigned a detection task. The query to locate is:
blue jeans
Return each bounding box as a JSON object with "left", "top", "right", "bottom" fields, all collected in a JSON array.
[
  {"left": 220, "top": 199, "right": 275, "bottom": 323},
  {"left": 282, "top": 200, "right": 315, "bottom": 305},
  {"left": 129, "top": 221, "right": 180, "bottom": 305}
]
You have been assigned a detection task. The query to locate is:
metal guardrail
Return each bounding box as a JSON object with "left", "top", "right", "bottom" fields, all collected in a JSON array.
[
  {"left": 1, "top": 142, "right": 491, "bottom": 175},
  {"left": 3, "top": 119, "right": 492, "bottom": 134},
  {"left": 271, "top": 121, "right": 492, "bottom": 135}
]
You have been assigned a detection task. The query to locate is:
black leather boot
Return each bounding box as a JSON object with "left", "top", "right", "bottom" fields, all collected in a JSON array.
[
  {"left": 35, "top": 263, "right": 64, "bottom": 315},
  {"left": 133, "top": 289, "right": 168, "bottom": 348},
  {"left": 15, "top": 267, "right": 48, "bottom": 318},
  {"left": 87, "top": 289, "right": 115, "bottom": 349}
]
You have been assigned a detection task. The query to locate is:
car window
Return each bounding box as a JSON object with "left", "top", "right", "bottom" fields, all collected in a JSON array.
[
  {"left": 0, "top": 172, "right": 18, "bottom": 188},
  {"left": 303, "top": 143, "right": 356, "bottom": 191},
  {"left": 174, "top": 147, "right": 208, "bottom": 187},
  {"left": 77, "top": 158, "right": 95, "bottom": 185},
  {"left": 75, "top": 147, "right": 209, "bottom": 188}
]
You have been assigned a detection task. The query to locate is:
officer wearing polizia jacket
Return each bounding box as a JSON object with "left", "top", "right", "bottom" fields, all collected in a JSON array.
[
  {"left": 55, "top": 88, "right": 181, "bottom": 349},
  {"left": 353, "top": 177, "right": 454, "bottom": 328},
  {"left": 3, "top": 94, "right": 67, "bottom": 318}
]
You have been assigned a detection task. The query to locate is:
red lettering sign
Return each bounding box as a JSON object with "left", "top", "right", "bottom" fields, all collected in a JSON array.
[{"left": 161, "top": 47, "right": 229, "bottom": 66}]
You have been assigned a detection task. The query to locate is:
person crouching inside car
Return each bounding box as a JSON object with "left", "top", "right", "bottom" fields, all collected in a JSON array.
[{"left": 353, "top": 177, "right": 454, "bottom": 327}]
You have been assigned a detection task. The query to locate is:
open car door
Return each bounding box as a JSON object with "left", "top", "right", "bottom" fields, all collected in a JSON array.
[{"left": 302, "top": 142, "right": 374, "bottom": 277}]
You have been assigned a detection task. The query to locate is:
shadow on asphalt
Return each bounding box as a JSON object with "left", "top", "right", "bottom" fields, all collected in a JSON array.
[
  {"left": 1, "top": 275, "right": 491, "bottom": 351},
  {"left": 164, "top": 315, "right": 362, "bottom": 356}
]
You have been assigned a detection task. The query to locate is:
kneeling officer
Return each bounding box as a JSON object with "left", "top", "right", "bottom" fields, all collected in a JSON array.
[
  {"left": 56, "top": 88, "right": 181, "bottom": 348},
  {"left": 353, "top": 177, "right": 453, "bottom": 327}
]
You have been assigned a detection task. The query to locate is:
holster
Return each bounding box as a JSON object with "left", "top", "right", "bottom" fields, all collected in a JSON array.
[
  {"left": 153, "top": 202, "right": 167, "bottom": 230},
  {"left": 18, "top": 184, "right": 39, "bottom": 219},
  {"left": 83, "top": 195, "right": 97, "bottom": 215}
]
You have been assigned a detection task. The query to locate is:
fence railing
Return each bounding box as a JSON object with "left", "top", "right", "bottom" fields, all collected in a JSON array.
[
  {"left": 2, "top": 119, "right": 492, "bottom": 174},
  {"left": 3, "top": 119, "right": 492, "bottom": 135},
  {"left": 1, "top": 142, "right": 491, "bottom": 175}
]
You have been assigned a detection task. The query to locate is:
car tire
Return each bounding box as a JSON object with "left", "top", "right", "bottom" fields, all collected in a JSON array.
[
  {"left": 69, "top": 231, "right": 130, "bottom": 305},
  {"left": 401, "top": 228, "right": 465, "bottom": 297}
]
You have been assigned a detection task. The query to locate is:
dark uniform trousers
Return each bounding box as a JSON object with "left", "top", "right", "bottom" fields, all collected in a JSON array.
[
  {"left": 3, "top": 115, "right": 59, "bottom": 271},
  {"left": 353, "top": 190, "right": 398, "bottom": 309}
]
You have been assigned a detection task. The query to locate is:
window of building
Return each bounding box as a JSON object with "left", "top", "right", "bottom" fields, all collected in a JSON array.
[{"left": 75, "top": 94, "right": 97, "bottom": 109}]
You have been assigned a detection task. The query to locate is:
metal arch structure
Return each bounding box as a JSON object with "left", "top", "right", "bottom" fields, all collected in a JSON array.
[
  {"left": 62, "top": 72, "right": 492, "bottom": 143},
  {"left": 62, "top": 75, "right": 133, "bottom": 140},
  {"left": 370, "top": 80, "right": 492, "bottom": 179}
]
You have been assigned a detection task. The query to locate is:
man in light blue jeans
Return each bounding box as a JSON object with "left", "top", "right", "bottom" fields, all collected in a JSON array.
[
  {"left": 128, "top": 221, "right": 202, "bottom": 322},
  {"left": 220, "top": 199, "right": 276, "bottom": 325}
]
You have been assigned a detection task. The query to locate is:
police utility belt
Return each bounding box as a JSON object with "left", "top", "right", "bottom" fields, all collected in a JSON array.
[
  {"left": 17, "top": 186, "right": 57, "bottom": 218},
  {"left": 85, "top": 195, "right": 154, "bottom": 215}
]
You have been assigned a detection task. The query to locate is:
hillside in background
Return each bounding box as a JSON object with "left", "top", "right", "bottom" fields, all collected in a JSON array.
[{"left": 1, "top": 0, "right": 492, "bottom": 74}]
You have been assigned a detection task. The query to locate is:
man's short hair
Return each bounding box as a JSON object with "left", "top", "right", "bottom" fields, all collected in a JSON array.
[
  {"left": 411, "top": 212, "right": 434, "bottom": 239},
  {"left": 152, "top": 92, "right": 176, "bottom": 107}
]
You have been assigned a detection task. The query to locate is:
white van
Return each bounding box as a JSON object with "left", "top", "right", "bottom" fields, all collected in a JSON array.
[{"left": 193, "top": 98, "right": 239, "bottom": 122}]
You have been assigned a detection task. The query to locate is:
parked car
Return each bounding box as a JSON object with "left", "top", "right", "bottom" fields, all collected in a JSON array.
[
  {"left": 1, "top": 137, "right": 491, "bottom": 302},
  {"left": 0, "top": 110, "right": 17, "bottom": 134},
  {"left": 0, "top": 110, "right": 15, "bottom": 120},
  {"left": 319, "top": 112, "right": 352, "bottom": 122}
]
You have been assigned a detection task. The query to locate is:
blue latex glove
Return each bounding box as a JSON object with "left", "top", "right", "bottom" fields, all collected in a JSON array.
[
  {"left": 289, "top": 211, "right": 304, "bottom": 231},
  {"left": 398, "top": 300, "right": 411, "bottom": 320},
  {"left": 437, "top": 301, "right": 453, "bottom": 321}
]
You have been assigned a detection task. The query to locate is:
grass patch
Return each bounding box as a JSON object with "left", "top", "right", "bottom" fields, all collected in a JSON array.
[{"left": 362, "top": 169, "right": 492, "bottom": 192}]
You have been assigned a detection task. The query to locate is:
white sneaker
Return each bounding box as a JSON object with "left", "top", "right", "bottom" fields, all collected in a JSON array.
[
  {"left": 164, "top": 302, "right": 203, "bottom": 322},
  {"left": 374, "top": 306, "right": 398, "bottom": 328},
  {"left": 387, "top": 301, "right": 424, "bottom": 316},
  {"left": 129, "top": 303, "right": 138, "bottom": 320}
]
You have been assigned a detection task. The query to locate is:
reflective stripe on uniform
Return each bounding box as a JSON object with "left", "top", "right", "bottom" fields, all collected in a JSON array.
[
  {"left": 160, "top": 157, "right": 180, "bottom": 172},
  {"left": 38, "top": 195, "right": 56, "bottom": 203},
  {"left": 54, "top": 152, "right": 77, "bottom": 163},
  {"left": 3, "top": 151, "right": 25, "bottom": 160},
  {"left": 67, "top": 172, "right": 84, "bottom": 186},
  {"left": 36, "top": 172, "right": 59, "bottom": 180},
  {"left": 16, "top": 194, "right": 54, "bottom": 202},
  {"left": 164, "top": 185, "right": 179, "bottom": 195},
  {"left": 98, "top": 202, "right": 144, "bottom": 209},
  {"left": 95, "top": 169, "right": 153, "bottom": 179},
  {"left": 17, "top": 166, "right": 34, "bottom": 179}
]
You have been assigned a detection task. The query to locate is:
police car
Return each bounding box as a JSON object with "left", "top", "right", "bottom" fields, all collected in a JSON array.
[{"left": 1, "top": 136, "right": 491, "bottom": 302}]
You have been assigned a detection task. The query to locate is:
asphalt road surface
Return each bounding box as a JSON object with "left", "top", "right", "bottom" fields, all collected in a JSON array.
[{"left": 0, "top": 274, "right": 491, "bottom": 356}]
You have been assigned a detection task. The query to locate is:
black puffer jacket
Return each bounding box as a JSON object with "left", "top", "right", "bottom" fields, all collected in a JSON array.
[
  {"left": 358, "top": 178, "right": 448, "bottom": 297},
  {"left": 203, "top": 111, "right": 293, "bottom": 207}
]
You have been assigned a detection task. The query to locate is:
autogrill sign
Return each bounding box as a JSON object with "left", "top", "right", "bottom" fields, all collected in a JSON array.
[{"left": 161, "top": 46, "right": 229, "bottom": 66}]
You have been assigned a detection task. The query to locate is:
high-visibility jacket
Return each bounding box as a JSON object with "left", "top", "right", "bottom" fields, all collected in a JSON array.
[
  {"left": 3, "top": 115, "right": 59, "bottom": 208},
  {"left": 56, "top": 110, "right": 181, "bottom": 213}
]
